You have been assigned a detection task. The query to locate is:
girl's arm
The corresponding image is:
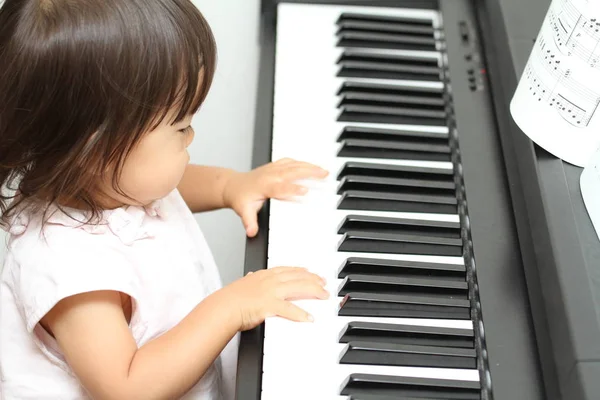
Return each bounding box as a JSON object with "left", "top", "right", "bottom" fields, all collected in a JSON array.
[
  {"left": 177, "top": 164, "right": 236, "bottom": 213},
  {"left": 44, "top": 289, "right": 239, "bottom": 400},
  {"left": 42, "top": 267, "right": 327, "bottom": 400}
]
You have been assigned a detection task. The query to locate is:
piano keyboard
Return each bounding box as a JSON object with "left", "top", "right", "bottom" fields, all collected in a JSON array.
[{"left": 260, "top": 3, "right": 486, "bottom": 399}]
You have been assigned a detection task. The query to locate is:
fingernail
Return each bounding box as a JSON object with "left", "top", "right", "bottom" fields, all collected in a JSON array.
[{"left": 307, "top": 314, "right": 314, "bottom": 322}]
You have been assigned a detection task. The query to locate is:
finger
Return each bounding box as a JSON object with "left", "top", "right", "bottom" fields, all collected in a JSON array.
[
  {"left": 280, "top": 165, "right": 329, "bottom": 180},
  {"left": 239, "top": 205, "right": 260, "bottom": 237},
  {"left": 274, "top": 300, "right": 314, "bottom": 322},
  {"left": 274, "top": 157, "right": 294, "bottom": 165},
  {"left": 268, "top": 266, "right": 309, "bottom": 274},
  {"left": 268, "top": 183, "right": 308, "bottom": 199},
  {"left": 281, "top": 159, "right": 326, "bottom": 169},
  {"left": 275, "top": 269, "right": 326, "bottom": 285},
  {"left": 277, "top": 279, "right": 330, "bottom": 300}
]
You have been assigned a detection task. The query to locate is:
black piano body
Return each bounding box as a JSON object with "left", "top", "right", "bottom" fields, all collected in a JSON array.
[{"left": 235, "top": 0, "right": 600, "bottom": 399}]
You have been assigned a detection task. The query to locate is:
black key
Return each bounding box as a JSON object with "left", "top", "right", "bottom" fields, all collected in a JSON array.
[
  {"left": 340, "top": 374, "right": 481, "bottom": 399},
  {"left": 337, "top": 162, "right": 453, "bottom": 182},
  {"left": 337, "top": 81, "right": 445, "bottom": 100},
  {"left": 338, "top": 49, "right": 440, "bottom": 68},
  {"left": 337, "top": 274, "right": 468, "bottom": 299},
  {"left": 338, "top": 321, "right": 474, "bottom": 348},
  {"left": 336, "top": 19, "right": 436, "bottom": 37},
  {"left": 338, "top": 230, "right": 463, "bottom": 256},
  {"left": 337, "top": 139, "right": 451, "bottom": 161},
  {"left": 338, "top": 292, "right": 471, "bottom": 319},
  {"left": 338, "top": 104, "right": 447, "bottom": 126},
  {"left": 337, "top": 31, "right": 437, "bottom": 52},
  {"left": 337, "top": 176, "right": 456, "bottom": 197},
  {"left": 337, "top": 13, "right": 435, "bottom": 29},
  {"left": 338, "top": 215, "right": 460, "bottom": 238},
  {"left": 336, "top": 126, "right": 448, "bottom": 146},
  {"left": 338, "top": 92, "right": 446, "bottom": 109},
  {"left": 337, "top": 257, "right": 465, "bottom": 280},
  {"left": 337, "top": 190, "right": 458, "bottom": 214},
  {"left": 339, "top": 341, "right": 477, "bottom": 369},
  {"left": 338, "top": 60, "right": 442, "bottom": 81},
  {"left": 337, "top": 51, "right": 442, "bottom": 81},
  {"left": 338, "top": 60, "right": 438, "bottom": 81}
]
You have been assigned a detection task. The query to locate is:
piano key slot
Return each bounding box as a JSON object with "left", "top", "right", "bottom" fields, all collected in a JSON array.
[
  {"left": 337, "top": 162, "right": 453, "bottom": 182},
  {"left": 336, "top": 126, "right": 448, "bottom": 145},
  {"left": 338, "top": 292, "right": 471, "bottom": 319},
  {"left": 337, "top": 176, "right": 456, "bottom": 197},
  {"left": 338, "top": 104, "right": 448, "bottom": 127},
  {"left": 338, "top": 139, "right": 451, "bottom": 161},
  {"left": 336, "top": 18, "right": 436, "bottom": 37},
  {"left": 337, "top": 274, "right": 469, "bottom": 299},
  {"left": 339, "top": 341, "right": 477, "bottom": 369},
  {"left": 338, "top": 81, "right": 445, "bottom": 100},
  {"left": 338, "top": 321, "right": 475, "bottom": 348},
  {"left": 337, "top": 51, "right": 442, "bottom": 81},
  {"left": 338, "top": 230, "right": 463, "bottom": 256},
  {"left": 338, "top": 92, "right": 446, "bottom": 109},
  {"left": 338, "top": 190, "right": 458, "bottom": 214},
  {"left": 339, "top": 373, "right": 481, "bottom": 399},
  {"left": 337, "top": 257, "right": 465, "bottom": 280},
  {"left": 338, "top": 215, "right": 461, "bottom": 238},
  {"left": 336, "top": 12, "right": 435, "bottom": 29}
]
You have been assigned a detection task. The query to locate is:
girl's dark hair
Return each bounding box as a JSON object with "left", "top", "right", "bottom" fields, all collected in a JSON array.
[{"left": 0, "top": 0, "right": 217, "bottom": 228}]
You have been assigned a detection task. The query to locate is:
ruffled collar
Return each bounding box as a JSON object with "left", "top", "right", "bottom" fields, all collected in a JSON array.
[{"left": 8, "top": 198, "right": 166, "bottom": 246}]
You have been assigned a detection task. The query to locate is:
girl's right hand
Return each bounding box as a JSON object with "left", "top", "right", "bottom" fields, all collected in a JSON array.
[{"left": 221, "top": 266, "right": 329, "bottom": 331}]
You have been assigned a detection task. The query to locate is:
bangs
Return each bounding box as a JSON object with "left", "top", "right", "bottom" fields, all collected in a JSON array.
[
  {"left": 138, "top": 1, "right": 217, "bottom": 128},
  {"left": 97, "top": 0, "right": 218, "bottom": 131}
]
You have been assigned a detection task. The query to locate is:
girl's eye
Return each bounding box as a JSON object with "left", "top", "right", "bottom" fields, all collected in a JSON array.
[{"left": 179, "top": 126, "right": 192, "bottom": 134}]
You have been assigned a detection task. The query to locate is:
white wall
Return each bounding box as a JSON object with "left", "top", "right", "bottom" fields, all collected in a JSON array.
[
  {"left": 189, "top": 0, "right": 260, "bottom": 285},
  {"left": 0, "top": 0, "right": 261, "bottom": 286}
]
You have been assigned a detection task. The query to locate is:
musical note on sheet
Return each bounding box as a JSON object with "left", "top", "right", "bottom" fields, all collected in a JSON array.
[{"left": 510, "top": 0, "right": 600, "bottom": 167}]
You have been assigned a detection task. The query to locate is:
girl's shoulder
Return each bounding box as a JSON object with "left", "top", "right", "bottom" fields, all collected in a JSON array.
[
  {"left": 7, "top": 189, "right": 187, "bottom": 250},
  {"left": 3, "top": 190, "right": 190, "bottom": 281}
]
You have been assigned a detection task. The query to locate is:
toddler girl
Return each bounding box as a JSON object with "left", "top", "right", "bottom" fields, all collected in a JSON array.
[{"left": 0, "top": 0, "right": 329, "bottom": 399}]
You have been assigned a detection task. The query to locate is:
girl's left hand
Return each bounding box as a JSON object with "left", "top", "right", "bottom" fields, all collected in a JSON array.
[{"left": 222, "top": 158, "right": 328, "bottom": 237}]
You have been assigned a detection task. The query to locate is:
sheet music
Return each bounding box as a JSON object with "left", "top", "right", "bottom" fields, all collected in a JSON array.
[{"left": 510, "top": 0, "right": 600, "bottom": 167}]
